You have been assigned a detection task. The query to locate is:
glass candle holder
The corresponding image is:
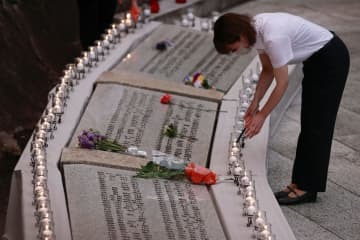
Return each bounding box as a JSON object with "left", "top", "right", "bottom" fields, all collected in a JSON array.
[
  {"left": 257, "top": 223, "right": 272, "bottom": 240},
  {"left": 95, "top": 41, "right": 105, "bottom": 60},
  {"left": 89, "top": 46, "right": 98, "bottom": 64},
  {"left": 240, "top": 170, "right": 252, "bottom": 188},
  {"left": 200, "top": 19, "right": 210, "bottom": 32},
  {"left": 253, "top": 210, "right": 267, "bottom": 232}
]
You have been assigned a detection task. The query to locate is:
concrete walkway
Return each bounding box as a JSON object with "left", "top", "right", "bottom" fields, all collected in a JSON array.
[{"left": 229, "top": 0, "right": 360, "bottom": 239}]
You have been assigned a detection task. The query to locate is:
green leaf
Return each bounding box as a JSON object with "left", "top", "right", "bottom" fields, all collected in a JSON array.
[{"left": 135, "top": 162, "right": 185, "bottom": 180}]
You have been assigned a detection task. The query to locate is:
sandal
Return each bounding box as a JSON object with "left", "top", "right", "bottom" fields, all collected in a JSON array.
[
  {"left": 274, "top": 185, "right": 296, "bottom": 199},
  {"left": 277, "top": 188, "right": 317, "bottom": 205}
]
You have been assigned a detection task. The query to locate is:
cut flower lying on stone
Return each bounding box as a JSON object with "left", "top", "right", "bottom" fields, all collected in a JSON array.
[
  {"left": 184, "top": 72, "right": 212, "bottom": 89},
  {"left": 78, "top": 129, "right": 146, "bottom": 157},
  {"left": 136, "top": 161, "right": 217, "bottom": 185}
]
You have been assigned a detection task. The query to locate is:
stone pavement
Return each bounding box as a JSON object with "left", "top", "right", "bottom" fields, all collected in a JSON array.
[{"left": 229, "top": 0, "right": 360, "bottom": 239}]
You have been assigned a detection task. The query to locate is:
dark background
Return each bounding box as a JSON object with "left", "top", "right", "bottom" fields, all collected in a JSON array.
[{"left": 0, "top": 0, "right": 136, "bottom": 234}]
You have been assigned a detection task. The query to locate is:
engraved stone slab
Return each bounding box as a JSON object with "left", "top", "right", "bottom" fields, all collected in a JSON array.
[
  {"left": 112, "top": 24, "right": 256, "bottom": 92},
  {"left": 63, "top": 164, "right": 227, "bottom": 240},
  {"left": 69, "top": 84, "right": 218, "bottom": 167}
]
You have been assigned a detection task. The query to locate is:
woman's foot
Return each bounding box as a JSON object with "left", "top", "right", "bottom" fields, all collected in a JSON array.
[
  {"left": 274, "top": 183, "right": 298, "bottom": 199},
  {"left": 277, "top": 187, "right": 317, "bottom": 205}
]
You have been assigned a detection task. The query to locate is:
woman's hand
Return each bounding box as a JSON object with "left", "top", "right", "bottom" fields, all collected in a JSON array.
[
  {"left": 244, "top": 100, "right": 259, "bottom": 123},
  {"left": 245, "top": 111, "right": 266, "bottom": 138}
]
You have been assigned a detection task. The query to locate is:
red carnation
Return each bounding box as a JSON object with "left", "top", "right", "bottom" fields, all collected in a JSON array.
[{"left": 160, "top": 94, "right": 172, "bottom": 104}]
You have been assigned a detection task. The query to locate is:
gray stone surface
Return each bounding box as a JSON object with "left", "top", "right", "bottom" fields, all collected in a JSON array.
[
  {"left": 112, "top": 24, "right": 255, "bottom": 92},
  {"left": 280, "top": 207, "right": 342, "bottom": 240},
  {"left": 63, "top": 164, "right": 226, "bottom": 240},
  {"left": 69, "top": 84, "right": 218, "bottom": 166}
]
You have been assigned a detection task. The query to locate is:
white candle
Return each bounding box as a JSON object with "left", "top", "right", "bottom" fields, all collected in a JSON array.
[
  {"left": 40, "top": 229, "right": 54, "bottom": 238},
  {"left": 181, "top": 18, "right": 189, "bottom": 27},
  {"left": 255, "top": 217, "right": 265, "bottom": 229},
  {"left": 238, "top": 111, "right": 246, "bottom": 118},
  {"left": 125, "top": 18, "right": 132, "bottom": 28},
  {"left": 53, "top": 104, "right": 63, "bottom": 114},
  {"left": 245, "top": 87, "right": 253, "bottom": 95},
  {"left": 247, "top": 205, "right": 257, "bottom": 216},
  {"left": 245, "top": 196, "right": 256, "bottom": 206},
  {"left": 233, "top": 166, "right": 243, "bottom": 176},
  {"left": 241, "top": 101, "right": 249, "bottom": 109},
  {"left": 259, "top": 229, "right": 271, "bottom": 240},
  {"left": 118, "top": 21, "right": 126, "bottom": 31},
  {"left": 77, "top": 59, "right": 84, "bottom": 71},
  {"left": 102, "top": 38, "right": 109, "bottom": 48},
  {"left": 231, "top": 146, "right": 240, "bottom": 154},
  {"left": 201, "top": 20, "right": 209, "bottom": 31},
  {"left": 243, "top": 77, "right": 251, "bottom": 86},
  {"left": 241, "top": 175, "right": 250, "bottom": 186},
  {"left": 97, "top": 42, "right": 103, "bottom": 54},
  {"left": 229, "top": 155, "right": 238, "bottom": 164}
]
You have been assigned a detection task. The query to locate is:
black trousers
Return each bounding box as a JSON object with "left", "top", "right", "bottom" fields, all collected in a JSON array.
[{"left": 291, "top": 32, "right": 350, "bottom": 192}]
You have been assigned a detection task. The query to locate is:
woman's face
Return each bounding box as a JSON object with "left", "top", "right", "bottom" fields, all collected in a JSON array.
[{"left": 226, "top": 35, "right": 251, "bottom": 55}]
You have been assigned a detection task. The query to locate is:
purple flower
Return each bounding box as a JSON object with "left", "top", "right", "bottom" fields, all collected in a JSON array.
[{"left": 78, "top": 134, "right": 96, "bottom": 149}]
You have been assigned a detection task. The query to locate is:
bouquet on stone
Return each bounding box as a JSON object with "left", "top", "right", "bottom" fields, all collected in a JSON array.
[
  {"left": 184, "top": 72, "right": 212, "bottom": 89},
  {"left": 136, "top": 151, "right": 217, "bottom": 185},
  {"left": 78, "top": 129, "right": 126, "bottom": 152},
  {"left": 77, "top": 129, "right": 147, "bottom": 157}
]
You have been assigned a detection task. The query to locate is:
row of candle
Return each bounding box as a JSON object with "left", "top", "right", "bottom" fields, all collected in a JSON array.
[
  {"left": 30, "top": 6, "right": 155, "bottom": 239},
  {"left": 180, "top": 9, "right": 220, "bottom": 32},
  {"left": 227, "top": 63, "right": 276, "bottom": 240}
]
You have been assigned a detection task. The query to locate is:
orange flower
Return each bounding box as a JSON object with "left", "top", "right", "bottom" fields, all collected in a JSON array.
[{"left": 185, "top": 162, "right": 217, "bottom": 185}]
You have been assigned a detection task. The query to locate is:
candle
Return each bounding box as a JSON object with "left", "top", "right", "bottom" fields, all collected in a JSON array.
[
  {"left": 251, "top": 70, "right": 259, "bottom": 82},
  {"left": 96, "top": 41, "right": 103, "bottom": 54},
  {"left": 40, "top": 229, "right": 54, "bottom": 238},
  {"left": 238, "top": 110, "right": 246, "bottom": 119},
  {"left": 144, "top": 8, "right": 151, "bottom": 17},
  {"left": 53, "top": 104, "right": 63, "bottom": 115},
  {"left": 229, "top": 154, "right": 238, "bottom": 164},
  {"left": 77, "top": 59, "right": 84, "bottom": 71},
  {"left": 246, "top": 204, "right": 257, "bottom": 216},
  {"left": 243, "top": 77, "right": 251, "bottom": 88},
  {"left": 66, "top": 64, "right": 76, "bottom": 79},
  {"left": 241, "top": 172, "right": 251, "bottom": 186},
  {"left": 245, "top": 195, "right": 256, "bottom": 206},
  {"left": 200, "top": 20, "right": 209, "bottom": 32},
  {"left": 103, "top": 36, "right": 110, "bottom": 49},
  {"left": 254, "top": 211, "right": 267, "bottom": 230},
  {"left": 89, "top": 47, "right": 97, "bottom": 62},
  {"left": 34, "top": 175, "right": 47, "bottom": 184},
  {"left": 233, "top": 165, "right": 243, "bottom": 176},
  {"left": 245, "top": 87, "right": 253, "bottom": 95},
  {"left": 181, "top": 17, "right": 189, "bottom": 27},
  {"left": 241, "top": 101, "right": 250, "bottom": 109},
  {"left": 259, "top": 224, "right": 272, "bottom": 240},
  {"left": 118, "top": 21, "right": 126, "bottom": 31},
  {"left": 40, "top": 121, "right": 51, "bottom": 132}
]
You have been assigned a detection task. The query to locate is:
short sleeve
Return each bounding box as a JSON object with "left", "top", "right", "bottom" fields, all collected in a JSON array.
[{"left": 265, "top": 36, "right": 293, "bottom": 68}]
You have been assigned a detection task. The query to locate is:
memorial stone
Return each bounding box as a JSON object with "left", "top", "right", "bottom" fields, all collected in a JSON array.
[
  {"left": 112, "top": 24, "right": 255, "bottom": 92},
  {"left": 63, "top": 164, "right": 226, "bottom": 240},
  {"left": 69, "top": 84, "right": 218, "bottom": 167}
]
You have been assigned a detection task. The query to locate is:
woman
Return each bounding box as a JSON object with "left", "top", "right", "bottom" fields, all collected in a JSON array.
[{"left": 213, "top": 12, "right": 349, "bottom": 205}]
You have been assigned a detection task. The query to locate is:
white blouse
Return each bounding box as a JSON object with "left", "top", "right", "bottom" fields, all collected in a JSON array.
[{"left": 253, "top": 12, "right": 333, "bottom": 68}]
